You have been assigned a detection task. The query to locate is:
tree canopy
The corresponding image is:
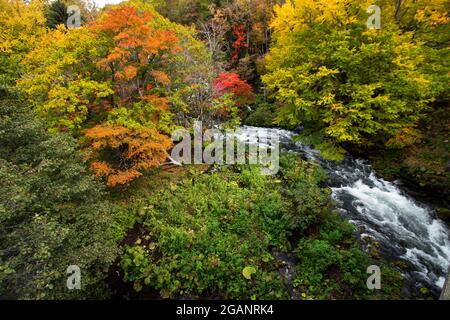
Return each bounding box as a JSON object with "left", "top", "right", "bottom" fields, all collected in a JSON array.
[
  {"left": 0, "top": 0, "right": 448, "bottom": 301},
  {"left": 0, "top": 98, "right": 118, "bottom": 299},
  {"left": 262, "top": 0, "right": 449, "bottom": 159}
]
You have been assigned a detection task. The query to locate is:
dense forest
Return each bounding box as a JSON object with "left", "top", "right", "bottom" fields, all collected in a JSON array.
[{"left": 0, "top": 0, "right": 449, "bottom": 300}]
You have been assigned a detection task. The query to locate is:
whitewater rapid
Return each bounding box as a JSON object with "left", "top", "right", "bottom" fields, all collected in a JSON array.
[{"left": 233, "top": 126, "right": 450, "bottom": 294}]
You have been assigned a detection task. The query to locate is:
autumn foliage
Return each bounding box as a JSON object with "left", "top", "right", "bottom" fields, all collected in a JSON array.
[
  {"left": 85, "top": 125, "right": 172, "bottom": 187},
  {"left": 231, "top": 24, "right": 247, "bottom": 62},
  {"left": 212, "top": 72, "right": 254, "bottom": 104},
  {"left": 14, "top": 2, "right": 219, "bottom": 186},
  {"left": 91, "top": 5, "right": 180, "bottom": 105},
  {"left": 82, "top": 5, "right": 181, "bottom": 186}
]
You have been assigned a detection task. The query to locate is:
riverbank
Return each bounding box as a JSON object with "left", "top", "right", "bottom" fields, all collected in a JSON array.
[
  {"left": 368, "top": 106, "right": 450, "bottom": 224},
  {"left": 106, "top": 148, "right": 411, "bottom": 300},
  {"left": 106, "top": 126, "right": 449, "bottom": 300}
]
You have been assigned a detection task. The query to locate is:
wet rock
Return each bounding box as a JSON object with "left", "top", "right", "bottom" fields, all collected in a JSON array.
[
  {"left": 436, "top": 208, "right": 450, "bottom": 223},
  {"left": 294, "top": 125, "right": 304, "bottom": 133}
]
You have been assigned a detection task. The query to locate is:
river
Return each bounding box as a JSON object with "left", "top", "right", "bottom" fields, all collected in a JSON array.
[{"left": 233, "top": 126, "right": 450, "bottom": 297}]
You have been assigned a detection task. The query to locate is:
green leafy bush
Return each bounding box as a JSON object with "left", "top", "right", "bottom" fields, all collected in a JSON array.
[
  {"left": 118, "top": 154, "right": 405, "bottom": 300},
  {"left": 121, "top": 166, "right": 289, "bottom": 299},
  {"left": 293, "top": 228, "right": 369, "bottom": 299},
  {"left": 245, "top": 101, "right": 277, "bottom": 127},
  {"left": 0, "top": 99, "right": 119, "bottom": 299},
  {"left": 279, "top": 154, "right": 333, "bottom": 231}
]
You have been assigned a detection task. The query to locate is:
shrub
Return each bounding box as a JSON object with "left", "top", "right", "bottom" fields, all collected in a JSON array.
[
  {"left": 245, "top": 102, "right": 277, "bottom": 127},
  {"left": 121, "top": 166, "right": 289, "bottom": 299},
  {"left": 0, "top": 99, "right": 118, "bottom": 299}
]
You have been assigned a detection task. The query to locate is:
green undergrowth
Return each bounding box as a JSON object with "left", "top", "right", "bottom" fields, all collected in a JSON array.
[{"left": 113, "top": 154, "right": 405, "bottom": 299}]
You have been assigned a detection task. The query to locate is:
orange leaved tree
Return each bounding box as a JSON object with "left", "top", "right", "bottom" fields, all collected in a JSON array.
[
  {"left": 83, "top": 4, "right": 182, "bottom": 186},
  {"left": 85, "top": 126, "right": 173, "bottom": 187},
  {"left": 91, "top": 5, "right": 181, "bottom": 105}
]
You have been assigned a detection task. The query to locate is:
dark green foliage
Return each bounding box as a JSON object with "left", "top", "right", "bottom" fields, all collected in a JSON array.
[
  {"left": 370, "top": 104, "right": 449, "bottom": 210},
  {"left": 0, "top": 99, "right": 118, "bottom": 299},
  {"left": 293, "top": 216, "right": 370, "bottom": 299},
  {"left": 278, "top": 154, "right": 333, "bottom": 231},
  {"left": 45, "top": 0, "right": 69, "bottom": 29},
  {"left": 294, "top": 225, "right": 404, "bottom": 300},
  {"left": 245, "top": 101, "right": 277, "bottom": 127}
]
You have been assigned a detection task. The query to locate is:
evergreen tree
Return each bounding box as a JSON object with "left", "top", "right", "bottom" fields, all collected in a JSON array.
[{"left": 45, "top": 0, "right": 69, "bottom": 29}]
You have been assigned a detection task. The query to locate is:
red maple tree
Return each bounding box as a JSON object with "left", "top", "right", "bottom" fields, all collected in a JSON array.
[
  {"left": 231, "top": 24, "right": 247, "bottom": 62},
  {"left": 212, "top": 72, "right": 254, "bottom": 105}
]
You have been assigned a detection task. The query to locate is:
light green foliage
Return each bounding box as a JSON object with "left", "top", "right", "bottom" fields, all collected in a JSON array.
[
  {"left": 106, "top": 102, "right": 171, "bottom": 132},
  {"left": 119, "top": 154, "right": 404, "bottom": 299},
  {"left": 121, "top": 165, "right": 289, "bottom": 299},
  {"left": 263, "top": 0, "right": 448, "bottom": 156},
  {"left": 294, "top": 129, "right": 347, "bottom": 161},
  {"left": 242, "top": 266, "right": 257, "bottom": 280},
  {"left": 0, "top": 0, "right": 46, "bottom": 93},
  {"left": 17, "top": 26, "right": 111, "bottom": 131}
]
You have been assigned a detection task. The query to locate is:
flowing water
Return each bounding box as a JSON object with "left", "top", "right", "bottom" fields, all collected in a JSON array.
[{"left": 233, "top": 126, "right": 450, "bottom": 296}]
